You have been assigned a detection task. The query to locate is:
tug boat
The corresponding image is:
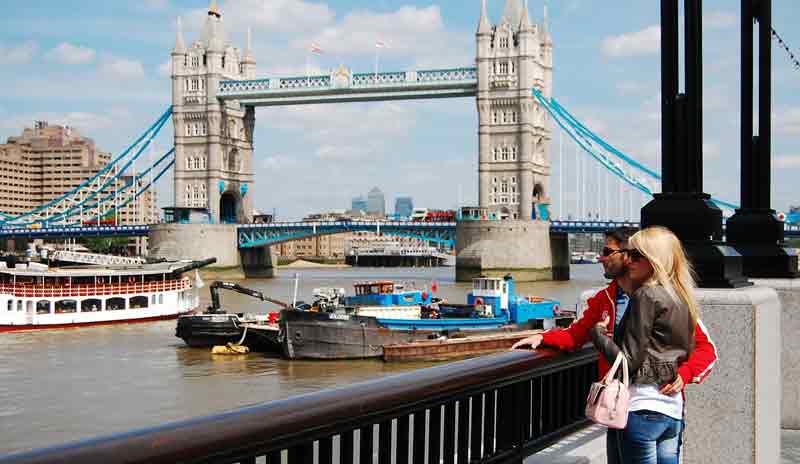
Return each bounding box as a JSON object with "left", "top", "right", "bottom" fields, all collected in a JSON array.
[
  {"left": 0, "top": 256, "right": 214, "bottom": 332},
  {"left": 278, "top": 275, "right": 567, "bottom": 360}
]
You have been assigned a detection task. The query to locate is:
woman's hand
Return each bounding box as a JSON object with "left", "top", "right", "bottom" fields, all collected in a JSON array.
[
  {"left": 659, "top": 375, "right": 684, "bottom": 395},
  {"left": 595, "top": 313, "right": 611, "bottom": 333}
]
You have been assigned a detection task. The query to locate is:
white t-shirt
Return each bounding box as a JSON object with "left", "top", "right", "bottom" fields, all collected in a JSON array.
[{"left": 629, "top": 384, "right": 683, "bottom": 419}]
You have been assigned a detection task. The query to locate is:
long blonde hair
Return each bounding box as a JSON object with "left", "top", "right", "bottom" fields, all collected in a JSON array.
[{"left": 628, "top": 226, "right": 700, "bottom": 325}]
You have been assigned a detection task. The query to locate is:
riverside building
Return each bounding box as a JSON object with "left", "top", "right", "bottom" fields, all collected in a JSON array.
[{"left": 0, "top": 122, "right": 157, "bottom": 251}]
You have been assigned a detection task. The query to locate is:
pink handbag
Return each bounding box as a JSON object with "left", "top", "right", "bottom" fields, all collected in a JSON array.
[{"left": 585, "top": 352, "right": 630, "bottom": 429}]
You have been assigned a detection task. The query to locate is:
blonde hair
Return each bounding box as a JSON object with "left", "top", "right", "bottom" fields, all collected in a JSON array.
[{"left": 628, "top": 226, "right": 700, "bottom": 325}]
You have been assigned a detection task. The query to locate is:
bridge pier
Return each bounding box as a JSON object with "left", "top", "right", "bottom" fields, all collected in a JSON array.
[
  {"left": 455, "top": 220, "right": 552, "bottom": 282},
  {"left": 148, "top": 223, "right": 274, "bottom": 278},
  {"left": 549, "top": 231, "right": 570, "bottom": 281}
]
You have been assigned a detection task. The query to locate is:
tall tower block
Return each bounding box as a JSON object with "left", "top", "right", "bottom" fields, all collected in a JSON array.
[
  {"left": 456, "top": 0, "right": 555, "bottom": 282},
  {"left": 170, "top": 2, "right": 255, "bottom": 223}
]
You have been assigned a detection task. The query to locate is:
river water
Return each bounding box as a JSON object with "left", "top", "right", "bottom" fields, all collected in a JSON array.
[{"left": 0, "top": 264, "right": 604, "bottom": 454}]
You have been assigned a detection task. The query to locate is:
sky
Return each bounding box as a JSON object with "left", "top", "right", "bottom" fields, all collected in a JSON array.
[{"left": 0, "top": 0, "right": 798, "bottom": 221}]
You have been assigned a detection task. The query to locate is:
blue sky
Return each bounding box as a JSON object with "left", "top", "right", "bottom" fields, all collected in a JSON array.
[{"left": 1, "top": 0, "right": 798, "bottom": 220}]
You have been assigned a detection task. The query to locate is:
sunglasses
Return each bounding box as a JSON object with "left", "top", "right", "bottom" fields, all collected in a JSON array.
[
  {"left": 601, "top": 247, "right": 624, "bottom": 257},
  {"left": 625, "top": 248, "right": 646, "bottom": 261}
]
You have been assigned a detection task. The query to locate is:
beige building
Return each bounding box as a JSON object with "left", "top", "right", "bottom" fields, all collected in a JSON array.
[
  {"left": 0, "top": 121, "right": 156, "bottom": 223},
  {"left": 0, "top": 122, "right": 157, "bottom": 254}
]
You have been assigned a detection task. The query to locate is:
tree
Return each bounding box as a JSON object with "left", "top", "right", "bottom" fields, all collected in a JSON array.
[{"left": 81, "top": 237, "right": 131, "bottom": 255}]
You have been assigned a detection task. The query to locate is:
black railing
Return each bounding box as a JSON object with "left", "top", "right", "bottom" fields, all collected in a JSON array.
[{"left": 1, "top": 348, "right": 598, "bottom": 464}]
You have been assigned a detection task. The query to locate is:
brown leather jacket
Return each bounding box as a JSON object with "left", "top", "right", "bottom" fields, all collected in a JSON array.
[{"left": 590, "top": 284, "right": 696, "bottom": 385}]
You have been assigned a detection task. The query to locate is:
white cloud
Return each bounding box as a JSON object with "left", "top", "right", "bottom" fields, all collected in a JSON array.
[
  {"left": 601, "top": 25, "right": 660, "bottom": 58},
  {"left": 775, "top": 155, "right": 800, "bottom": 169},
  {"left": 703, "top": 142, "right": 721, "bottom": 159},
  {"left": 774, "top": 108, "right": 800, "bottom": 135},
  {"left": 45, "top": 42, "right": 96, "bottom": 65},
  {"left": 0, "top": 109, "right": 129, "bottom": 134},
  {"left": 219, "top": 0, "right": 335, "bottom": 34},
  {"left": 99, "top": 57, "right": 146, "bottom": 79},
  {"left": 157, "top": 61, "right": 172, "bottom": 77},
  {"left": 0, "top": 41, "right": 38, "bottom": 64},
  {"left": 704, "top": 11, "right": 737, "bottom": 29}
]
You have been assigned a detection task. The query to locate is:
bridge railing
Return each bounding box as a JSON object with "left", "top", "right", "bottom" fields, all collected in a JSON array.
[{"left": 0, "top": 348, "right": 597, "bottom": 464}]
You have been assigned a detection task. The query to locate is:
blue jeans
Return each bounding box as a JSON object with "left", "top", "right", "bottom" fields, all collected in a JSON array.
[{"left": 615, "top": 410, "right": 684, "bottom": 464}]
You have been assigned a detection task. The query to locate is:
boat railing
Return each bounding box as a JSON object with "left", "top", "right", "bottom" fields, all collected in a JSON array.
[
  {"left": 0, "top": 347, "right": 598, "bottom": 464},
  {"left": 0, "top": 277, "right": 191, "bottom": 298}
]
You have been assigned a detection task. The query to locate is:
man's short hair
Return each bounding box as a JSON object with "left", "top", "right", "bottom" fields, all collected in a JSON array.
[{"left": 604, "top": 227, "right": 638, "bottom": 248}]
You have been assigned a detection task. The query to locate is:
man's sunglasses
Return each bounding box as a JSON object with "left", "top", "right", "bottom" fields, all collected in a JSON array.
[{"left": 601, "top": 247, "right": 624, "bottom": 257}]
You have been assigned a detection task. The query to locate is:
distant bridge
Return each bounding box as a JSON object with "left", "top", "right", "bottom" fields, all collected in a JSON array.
[{"left": 2, "top": 220, "right": 797, "bottom": 244}]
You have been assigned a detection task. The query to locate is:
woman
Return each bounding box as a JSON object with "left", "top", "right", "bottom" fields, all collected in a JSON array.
[{"left": 591, "top": 226, "right": 698, "bottom": 464}]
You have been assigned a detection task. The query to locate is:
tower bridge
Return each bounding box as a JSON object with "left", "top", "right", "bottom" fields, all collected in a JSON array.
[{"left": 1, "top": 0, "right": 794, "bottom": 281}]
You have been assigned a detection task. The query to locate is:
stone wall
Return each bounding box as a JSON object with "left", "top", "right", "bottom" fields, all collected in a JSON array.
[
  {"left": 148, "top": 223, "right": 239, "bottom": 266},
  {"left": 455, "top": 219, "right": 551, "bottom": 282},
  {"left": 751, "top": 278, "right": 800, "bottom": 429},
  {"left": 683, "top": 286, "right": 781, "bottom": 464}
]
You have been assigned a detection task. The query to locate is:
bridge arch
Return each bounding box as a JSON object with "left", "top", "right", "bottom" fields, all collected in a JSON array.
[{"left": 220, "top": 189, "right": 241, "bottom": 224}]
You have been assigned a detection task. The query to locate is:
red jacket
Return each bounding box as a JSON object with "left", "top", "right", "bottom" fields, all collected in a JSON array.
[{"left": 541, "top": 280, "right": 718, "bottom": 387}]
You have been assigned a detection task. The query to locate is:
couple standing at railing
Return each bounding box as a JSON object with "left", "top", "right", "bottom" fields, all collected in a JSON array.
[{"left": 512, "top": 226, "right": 717, "bottom": 464}]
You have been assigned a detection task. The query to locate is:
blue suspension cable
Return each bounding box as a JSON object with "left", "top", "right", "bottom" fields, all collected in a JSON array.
[{"left": 1, "top": 107, "right": 173, "bottom": 225}]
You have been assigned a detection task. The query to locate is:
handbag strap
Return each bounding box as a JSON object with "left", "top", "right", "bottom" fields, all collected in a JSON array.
[{"left": 603, "top": 352, "right": 630, "bottom": 386}]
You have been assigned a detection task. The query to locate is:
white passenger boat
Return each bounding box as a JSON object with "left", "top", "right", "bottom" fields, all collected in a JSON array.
[{"left": 0, "top": 257, "right": 214, "bottom": 332}]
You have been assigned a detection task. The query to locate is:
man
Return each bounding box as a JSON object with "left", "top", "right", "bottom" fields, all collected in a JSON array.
[{"left": 511, "top": 227, "right": 718, "bottom": 462}]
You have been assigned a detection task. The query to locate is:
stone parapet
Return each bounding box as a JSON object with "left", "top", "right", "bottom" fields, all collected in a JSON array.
[
  {"left": 751, "top": 278, "right": 800, "bottom": 429},
  {"left": 683, "top": 286, "right": 781, "bottom": 464},
  {"left": 148, "top": 223, "right": 239, "bottom": 266},
  {"left": 455, "top": 219, "right": 552, "bottom": 282}
]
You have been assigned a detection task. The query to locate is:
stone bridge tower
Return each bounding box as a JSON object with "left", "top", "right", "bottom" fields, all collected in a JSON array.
[
  {"left": 170, "top": 1, "right": 255, "bottom": 223},
  {"left": 476, "top": 0, "right": 553, "bottom": 221},
  {"left": 456, "top": 0, "right": 555, "bottom": 282}
]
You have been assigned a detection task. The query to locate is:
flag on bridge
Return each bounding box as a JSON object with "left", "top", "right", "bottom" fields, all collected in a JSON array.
[
  {"left": 375, "top": 40, "right": 388, "bottom": 48},
  {"left": 309, "top": 42, "right": 323, "bottom": 54}
]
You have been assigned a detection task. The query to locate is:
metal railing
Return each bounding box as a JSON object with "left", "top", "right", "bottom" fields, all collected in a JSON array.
[
  {"left": 0, "top": 348, "right": 597, "bottom": 464},
  {"left": 0, "top": 278, "right": 190, "bottom": 298}
]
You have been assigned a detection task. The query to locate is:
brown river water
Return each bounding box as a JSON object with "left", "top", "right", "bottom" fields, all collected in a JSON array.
[{"left": 0, "top": 264, "right": 604, "bottom": 454}]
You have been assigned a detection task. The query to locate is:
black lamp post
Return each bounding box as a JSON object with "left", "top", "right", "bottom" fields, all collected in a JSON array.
[
  {"left": 640, "top": 0, "right": 750, "bottom": 288},
  {"left": 725, "top": 0, "right": 799, "bottom": 278}
]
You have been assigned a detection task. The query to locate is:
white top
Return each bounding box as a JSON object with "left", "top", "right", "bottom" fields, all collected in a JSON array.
[{"left": 629, "top": 384, "right": 683, "bottom": 420}]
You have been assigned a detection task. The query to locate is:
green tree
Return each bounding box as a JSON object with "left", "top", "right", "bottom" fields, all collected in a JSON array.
[{"left": 81, "top": 237, "right": 131, "bottom": 255}]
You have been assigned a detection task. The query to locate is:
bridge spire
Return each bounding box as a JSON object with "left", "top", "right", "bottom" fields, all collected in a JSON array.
[
  {"left": 173, "top": 16, "right": 186, "bottom": 54},
  {"left": 519, "top": 0, "right": 532, "bottom": 31},
  {"left": 501, "top": 0, "right": 523, "bottom": 28},
  {"left": 477, "top": 0, "right": 491, "bottom": 34},
  {"left": 245, "top": 27, "right": 253, "bottom": 57},
  {"left": 208, "top": 0, "right": 221, "bottom": 18}
]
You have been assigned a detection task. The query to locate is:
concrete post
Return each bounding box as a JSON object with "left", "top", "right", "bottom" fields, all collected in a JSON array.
[
  {"left": 683, "top": 286, "right": 781, "bottom": 464},
  {"left": 751, "top": 278, "right": 800, "bottom": 429}
]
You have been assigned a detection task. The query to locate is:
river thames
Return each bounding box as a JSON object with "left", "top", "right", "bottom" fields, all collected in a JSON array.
[{"left": 0, "top": 264, "right": 605, "bottom": 454}]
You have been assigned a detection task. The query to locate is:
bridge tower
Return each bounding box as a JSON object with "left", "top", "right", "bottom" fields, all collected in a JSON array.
[
  {"left": 170, "top": 1, "right": 255, "bottom": 223},
  {"left": 476, "top": 0, "right": 553, "bottom": 220},
  {"left": 456, "top": 0, "right": 556, "bottom": 282}
]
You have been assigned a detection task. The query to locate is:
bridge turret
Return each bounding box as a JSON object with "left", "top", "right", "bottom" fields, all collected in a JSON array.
[{"left": 171, "top": 0, "right": 254, "bottom": 224}]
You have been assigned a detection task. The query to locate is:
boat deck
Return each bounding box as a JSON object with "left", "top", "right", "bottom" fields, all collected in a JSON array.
[{"left": 382, "top": 329, "right": 543, "bottom": 362}]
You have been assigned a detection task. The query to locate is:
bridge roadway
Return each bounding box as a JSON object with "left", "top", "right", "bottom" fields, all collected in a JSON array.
[{"left": 2, "top": 220, "right": 798, "bottom": 244}]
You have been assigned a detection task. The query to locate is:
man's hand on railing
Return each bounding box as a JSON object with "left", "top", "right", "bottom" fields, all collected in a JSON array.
[{"left": 511, "top": 334, "right": 543, "bottom": 350}]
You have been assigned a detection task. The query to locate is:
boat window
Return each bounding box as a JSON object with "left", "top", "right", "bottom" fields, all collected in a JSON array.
[
  {"left": 36, "top": 300, "right": 51, "bottom": 314},
  {"left": 150, "top": 295, "right": 157, "bottom": 305},
  {"left": 158, "top": 294, "right": 164, "bottom": 304},
  {"left": 130, "top": 296, "right": 148, "bottom": 309},
  {"left": 54, "top": 300, "right": 77, "bottom": 314},
  {"left": 6, "top": 300, "right": 12, "bottom": 311},
  {"left": 81, "top": 299, "right": 102, "bottom": 312},
  {"left": 107, "top": 297, "right": 126, "bottom": 311},
  {"left": 26, "top": 301, "right": 33, "bottom": 313},
  {"left": 17, "top": 300, "right": 23, "bottom": 312},
  {"left": 503, "top": 283, "right": 507, "bottom": 293}
]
